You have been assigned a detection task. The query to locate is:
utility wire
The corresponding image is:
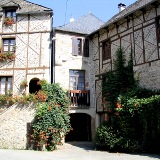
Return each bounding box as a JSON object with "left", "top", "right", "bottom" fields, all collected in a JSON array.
[{"left": 64, "top": 0, "right": 69, "bottom": 25}]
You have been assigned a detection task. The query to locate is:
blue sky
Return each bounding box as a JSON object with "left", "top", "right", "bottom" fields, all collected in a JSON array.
[{"left": 30, "top": 0, "right": 136, "bottom": 27}]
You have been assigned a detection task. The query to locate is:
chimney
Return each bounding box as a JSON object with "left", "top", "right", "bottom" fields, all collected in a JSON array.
[
  {"left": 70, "top": 17, "right": 74, "bottom": 22},
  {"left": 118, "top": 3, "right": 126, "bottom": 12}
]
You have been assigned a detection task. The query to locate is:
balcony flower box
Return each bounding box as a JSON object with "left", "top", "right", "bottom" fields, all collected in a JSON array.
[
  {"left": 0, "top": 52, "right": 16, "bottom": 62},
  {"left": 3, "top": 17, "right": 15, "bottom": 26}
]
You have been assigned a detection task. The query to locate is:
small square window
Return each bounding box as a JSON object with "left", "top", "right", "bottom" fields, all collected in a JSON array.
[
  {"left": 5, "top": 10, "right": 16, "bottom": 22},
  {"left": 0, "top": 76, "right": 12, "bottom": 94},
  {"left": 3, "top": 39, "right": 16, "bottom": 53}
]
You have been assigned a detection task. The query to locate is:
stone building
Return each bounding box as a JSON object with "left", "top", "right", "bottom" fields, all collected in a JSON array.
[
  {"left": 54, "top": 13, "right": 104, "bottom": 141},
  {"left": 88, "top": 0, "right": 160, "bottom": 121},
  {"left": 0, "top": 0, "right": 53, "bottom": 149},
  {"left": 0, "top": 0, "right": 53, "bottom": 95}
]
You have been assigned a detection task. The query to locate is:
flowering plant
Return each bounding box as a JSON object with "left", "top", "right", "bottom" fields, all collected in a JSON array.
[
  {"left": 3, "top": 17, "right": 15, "bottom": 26},
  {"left": 20, "top": 79, "right": 28, "bottom": 87},
  {"left": 0, "top": 52, "right": 15, "bottom": 61}
]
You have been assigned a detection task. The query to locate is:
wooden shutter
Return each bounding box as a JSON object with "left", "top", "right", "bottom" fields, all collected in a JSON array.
[
  {"left": 72, "top": 37, "right": 78, "bottom": 56},
  {"left": 83, "top": 39, "right": 89, "bottom": 57}
]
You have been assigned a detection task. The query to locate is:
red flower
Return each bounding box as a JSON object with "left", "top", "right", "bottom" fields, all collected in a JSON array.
[{"left": 116, "top": 102, "right": 122, "bottom": 108}]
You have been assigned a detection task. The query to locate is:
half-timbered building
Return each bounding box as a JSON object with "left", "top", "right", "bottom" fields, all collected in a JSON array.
[
  {"left": 0, "top": 0, "right": 53, "bottom": 95},
  {"left": 89, "top": 0, "right": 160, "bottom": 122}
]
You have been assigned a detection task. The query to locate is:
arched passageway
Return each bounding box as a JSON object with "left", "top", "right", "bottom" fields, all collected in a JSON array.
[
  {"left": 29, "top": 78, "right": 41, "bottom": 94},
  {"left": 65, "top": 113, "right": 91, "bottom": 142}
]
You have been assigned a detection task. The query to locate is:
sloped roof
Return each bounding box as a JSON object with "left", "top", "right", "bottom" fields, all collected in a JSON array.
[
  {"left": 89, "top": 0, "right": 157, "bottom": 35},
  {"left": 102, "top": 0, "right": 156, "bottom": 28},
  {"left": 0, "top": 0, "right": 53, "bottom": 14},
  {"left": 55, "top": 12, "right": 104, "bottom": 35}
]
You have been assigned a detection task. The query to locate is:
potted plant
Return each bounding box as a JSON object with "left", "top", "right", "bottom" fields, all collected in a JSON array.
[
  {"left": 3, "top": 17, "right": 15, "bottom": 26},
  {"left": 20, "top": 79, "right": 28, "bottom": 88},
  {"left": 0, "top": 52, "right": 16, "bottom": 62}
]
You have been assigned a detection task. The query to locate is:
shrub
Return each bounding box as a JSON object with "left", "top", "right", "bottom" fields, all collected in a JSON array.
[
  {"left": 97, "top": 47, "right": 160, "bottom": 153},
  {"left": 30, "top": 83, "right": 71, "bottom": 151}
]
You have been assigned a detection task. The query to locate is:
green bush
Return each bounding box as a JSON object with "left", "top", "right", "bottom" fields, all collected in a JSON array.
[
  {"left": 30, "top": 83, "right": 71, "bottom": 151},
  {"left": 97, "top": 48, "right": 160, "bottom": 153}
]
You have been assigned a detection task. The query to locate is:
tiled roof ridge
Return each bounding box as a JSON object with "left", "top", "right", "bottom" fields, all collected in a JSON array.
[{"left": 101, "top": 0, "right": 155, "bottom": 28}]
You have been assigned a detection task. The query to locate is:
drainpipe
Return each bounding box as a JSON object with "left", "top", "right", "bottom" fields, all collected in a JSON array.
[
  {"left": 50, "top": 14, "right": 55, "bottom": 84},
  {"left": 51, "top": 29, "right": 56, "bottom": 84}
]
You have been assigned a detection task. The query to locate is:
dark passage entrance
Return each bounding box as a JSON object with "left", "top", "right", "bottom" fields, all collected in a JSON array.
[
  {"left": 65, "top": 113, "right": 91, "bottom": 142},
  {"left": 29, "top": 78, "right": 41, "bottom": 94}
]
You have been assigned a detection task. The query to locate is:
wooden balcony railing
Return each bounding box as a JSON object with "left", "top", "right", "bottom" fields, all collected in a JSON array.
[{"left": 69, "top": 90, "right": 90, "bottom": 107}]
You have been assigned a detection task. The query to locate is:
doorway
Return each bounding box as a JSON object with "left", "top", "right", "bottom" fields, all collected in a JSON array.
[
  {"left": 29, "top": 78, "right": 41, "bottom": 94},
  {"left": 65, "top": 113, "right": 91, "bottom": 142}
]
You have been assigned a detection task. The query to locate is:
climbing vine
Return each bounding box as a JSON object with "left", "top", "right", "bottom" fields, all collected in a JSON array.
[
  {"left": 30, "top": 82, "right": 71, "bottom": 151},
  {"left": 96, "top": 47, "right": 160, "bottom": 153}
]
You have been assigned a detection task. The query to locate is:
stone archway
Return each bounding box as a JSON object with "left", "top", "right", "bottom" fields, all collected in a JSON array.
[
  {"left": 65, "top": 113, "right": 91, "bottom": 142},
  {"left": 29, "top": 78, "right": 41, "bottom": 94}
]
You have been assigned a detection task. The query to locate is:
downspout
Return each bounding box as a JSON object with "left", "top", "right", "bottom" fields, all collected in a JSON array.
[
  {"left": 50, "top": 14, "right": 54, "bottom": 84},
  {"left": 51, "top": 29, "right": 56, "bottom": 84}
]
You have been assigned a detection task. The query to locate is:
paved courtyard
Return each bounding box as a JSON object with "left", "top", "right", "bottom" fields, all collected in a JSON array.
[{"left": 0, "top": 142, "right": 160, "bottom": 160}]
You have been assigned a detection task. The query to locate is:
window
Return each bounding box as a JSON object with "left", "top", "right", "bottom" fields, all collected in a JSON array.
[
  {"left": 5, "top": 9, "right": 16, "bottom": 21},
  {"left": 0, "top": 76, "right": 12, "bottom": 94},
  {"left": 3, "top": 39, "right": 15, "bottom": 53},
  {"left": 77, "top": 38, "right": 82, "bottom": 55},
  {"left": 69, "top": 70, "right": 85, "bottom": 90},
  {"left": 83, "top": 39, "right": 89, "bottom": 57},
  {"left": 102, "top": 40, "right": 111, "bottom": 60},
  {"left": 72, "top": 37, "right": 82, "bottom": 56},
  {"left": 156, "top": 17, "right": 160, "bottom": 43}
]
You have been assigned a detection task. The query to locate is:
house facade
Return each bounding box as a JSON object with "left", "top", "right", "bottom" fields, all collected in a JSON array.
[
  {"left": 0, "top": 0, "right": 53, "bottom": 95},
  {"left": 89, "top": 0, "right": 160, "bottom": 121},
  {"left": 54, "top": 13, "right": 104, "bottom": 141},
  {"left": 0, "top": 0, "right": 53, "bottom": 149}
]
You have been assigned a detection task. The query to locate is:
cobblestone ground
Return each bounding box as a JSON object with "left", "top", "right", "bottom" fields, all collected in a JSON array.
[{"left": 0, "top": 142, "right": 160, "bottom": 160}]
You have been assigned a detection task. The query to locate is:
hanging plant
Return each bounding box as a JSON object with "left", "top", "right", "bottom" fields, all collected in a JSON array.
[
  {"left": 0, "top": 52, "right": 16, "bottom": 62},
  {"left": 3, "top": 17, "right": 15, "bottom": 26},
  {"left": 20, "top": 79, "right": 28, "bottom": 87}
]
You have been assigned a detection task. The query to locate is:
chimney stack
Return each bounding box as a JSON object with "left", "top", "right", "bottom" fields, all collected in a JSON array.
[{"left": 118, "top": 3, "right": 126, "bottom": 12}]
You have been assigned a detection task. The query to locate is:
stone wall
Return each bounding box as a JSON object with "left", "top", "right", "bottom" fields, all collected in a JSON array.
[{"left": 0, "top": 103, "right": 36, "bottom": 149}]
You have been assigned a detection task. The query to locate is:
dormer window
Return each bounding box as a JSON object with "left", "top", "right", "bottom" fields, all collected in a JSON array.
[{"left": 5, "top": 10, "right": 16, "bottom": 21}]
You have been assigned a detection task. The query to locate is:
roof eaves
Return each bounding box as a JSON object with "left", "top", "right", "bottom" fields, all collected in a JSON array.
[
  {"left": 54, "top": 28, "right": 87, "bottom": 36},
  {"left": 16, "top": 10, "right": 53, "bottom": 15}
]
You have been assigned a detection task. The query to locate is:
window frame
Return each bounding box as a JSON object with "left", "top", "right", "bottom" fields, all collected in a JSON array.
[
  {"left": 0, "top": 76, "right": 13, "bottom": 94},
  {"left": 5, "top": 9, "right": 16, "bottom": 22},
  {"left": 102, "top": 39, "right": 111, "bottom": 61},
  {"left": 156, "top": 16, "right": 160, "bottom": 43},
  {"left": 69, "top": 70, "right": 85, "bottom": 90},
  {"left": 3, "top": 38, "right": 16, "bottom": 53},
  {"left": 72, "top": 37, "right": 83, "bottom": 56}
]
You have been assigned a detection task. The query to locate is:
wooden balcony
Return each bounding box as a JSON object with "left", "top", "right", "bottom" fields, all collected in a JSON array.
[{"left": 68, "top": 90, "right": 90, "bottom": 108}]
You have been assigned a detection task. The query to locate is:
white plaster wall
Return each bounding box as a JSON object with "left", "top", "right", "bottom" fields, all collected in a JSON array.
[{"left": 0, "top": 13, "right": 52, "bottom": 94}]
